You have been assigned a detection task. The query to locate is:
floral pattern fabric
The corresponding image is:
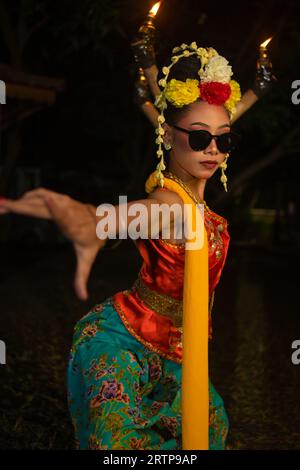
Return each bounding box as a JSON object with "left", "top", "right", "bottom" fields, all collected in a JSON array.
[{"left": 68, "top": 297, "right": 229, "bottom": 450}]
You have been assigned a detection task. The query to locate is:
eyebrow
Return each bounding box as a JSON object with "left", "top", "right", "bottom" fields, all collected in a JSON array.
[{"left": 190, "top": 122, "right": 231, "bottom": 129}]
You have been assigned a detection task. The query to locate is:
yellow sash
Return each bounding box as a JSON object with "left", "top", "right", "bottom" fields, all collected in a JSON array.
[{"left": 162, "top": 176, "right": 209, "bottom": 450}]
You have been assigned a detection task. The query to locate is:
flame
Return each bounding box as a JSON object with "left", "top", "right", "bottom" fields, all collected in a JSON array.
[
  {"left": 260, "top": 37, "right": 272, "bottom": 48},
  {"left": 149, "top": 2, "right": 161, "bottom": 17}
]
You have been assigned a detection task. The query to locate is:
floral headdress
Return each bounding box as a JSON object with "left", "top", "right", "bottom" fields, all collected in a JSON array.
[{"left": 145, "top": 41, "right": 241, "bottom": 193}]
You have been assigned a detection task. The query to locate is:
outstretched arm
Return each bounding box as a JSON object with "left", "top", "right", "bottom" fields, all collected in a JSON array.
[{"left": 0, "top": 187, "right": 183, "bottom": 299}]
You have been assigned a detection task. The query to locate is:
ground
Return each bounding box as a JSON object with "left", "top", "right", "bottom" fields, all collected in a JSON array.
[{"left": 0, "top": 239, "right": 299, "bottom": 449}]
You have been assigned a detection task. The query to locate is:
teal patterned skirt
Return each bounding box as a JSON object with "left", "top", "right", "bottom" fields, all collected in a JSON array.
[{"left": 67, "top": 297, "right": 229, "bottom": 450}]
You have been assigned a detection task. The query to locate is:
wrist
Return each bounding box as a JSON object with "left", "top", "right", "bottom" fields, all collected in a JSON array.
[{"left": 86, "top": 203, "right": 110, "bottom": 249}]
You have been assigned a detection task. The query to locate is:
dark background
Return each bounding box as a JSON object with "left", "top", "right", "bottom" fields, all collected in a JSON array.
[{"left": 0, "top": 0, "right": 299, "bottom": 449}]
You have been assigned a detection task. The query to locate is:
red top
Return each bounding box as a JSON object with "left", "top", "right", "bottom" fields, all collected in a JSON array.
[{"left": 112, "top": 204, "right": 230, "bottom": 364}]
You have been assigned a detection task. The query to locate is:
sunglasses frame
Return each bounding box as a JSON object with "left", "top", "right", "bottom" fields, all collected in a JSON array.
[{"left": 172, "top": 125, "right": 240, "bottom": 153}]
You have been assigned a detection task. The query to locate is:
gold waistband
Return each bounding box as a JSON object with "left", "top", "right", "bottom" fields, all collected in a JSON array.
[{"left": 132, "top": 274, "right": 214, "bottom": 328}]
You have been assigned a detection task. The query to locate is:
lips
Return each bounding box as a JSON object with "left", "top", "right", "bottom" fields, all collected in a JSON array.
[
  {"left": 200, "top": 161, "right": 218, "bottom": 169},
  {"left": 201, "top": 160, "right": 217, "bottom": 164}
]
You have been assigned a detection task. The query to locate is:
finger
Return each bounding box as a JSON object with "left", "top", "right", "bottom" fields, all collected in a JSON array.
[
  {"left": 0, "top": 198, "right": 51, "bottom": 218},
  {"left": 22, "top": 188, "right": 58, "bottom": 200},
  {"left": 74, "top": 245, "right": 99, "bottom": 300}
]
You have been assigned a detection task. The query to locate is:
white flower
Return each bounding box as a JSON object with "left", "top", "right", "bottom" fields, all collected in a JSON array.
[
  {"left": 180, "top": 43, "right": 188, "bottom": 50},
  {"left": 158, "top": 78, "right": 167, "bottom": 87},
  {"left": 157, "top": 115, "right": 165, "bottom": 124},
  {"left": 172, "top": 46, "right": 181, "bottom": 53},
  {"left": 162, "top": 67, "right": 169, "bottom": 76},
  {"left": 183, "top": 50, "right": 190, "bottom": 57},
  {"left": 171, "top": 56, "right": 179, "bottom": 63},
  {"left": 201, "top": 56, "right": 233, "bottom": 83}
]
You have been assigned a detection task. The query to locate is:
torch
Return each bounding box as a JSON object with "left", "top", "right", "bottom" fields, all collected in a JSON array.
[
  {"left": 131, "top": 2, "right": 162, "bottom": 100},
  {"left": 253, "top": 37, "right": 276, "bottom": 98},
  {"left": 231, "top": 36, "right": 276, "bottom": 123},
  {"left": 138, "top": 2, "right": 161, "bottom": 46},
  {"left": 258, "top": 37, "right": 273, "bottom": 68}
]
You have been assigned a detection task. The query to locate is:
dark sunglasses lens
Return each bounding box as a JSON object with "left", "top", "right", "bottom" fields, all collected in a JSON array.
[
  {"left": 217, "top": 132, "right": 240, "bottom": 152},
  {"left": 189, "top": 130, "right": 212, "bottom": 151}
]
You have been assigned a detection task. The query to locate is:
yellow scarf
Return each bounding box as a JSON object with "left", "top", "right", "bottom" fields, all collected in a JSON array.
[{"left": 156, "top": 174, "right": 209, "bottom": 450}]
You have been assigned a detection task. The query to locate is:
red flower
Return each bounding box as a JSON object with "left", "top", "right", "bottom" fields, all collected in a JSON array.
[{"left": 200, "top": 82, "right": 231, "bottom": 106}]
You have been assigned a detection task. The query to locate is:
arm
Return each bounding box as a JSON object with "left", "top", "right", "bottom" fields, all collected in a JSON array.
[{"left": 0, "top": 187, "right": 183, "bottom": 298}]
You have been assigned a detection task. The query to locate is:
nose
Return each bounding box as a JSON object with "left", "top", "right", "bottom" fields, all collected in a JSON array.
[{"left": 204, "top": 137, "right": 218, "bottom": 155}]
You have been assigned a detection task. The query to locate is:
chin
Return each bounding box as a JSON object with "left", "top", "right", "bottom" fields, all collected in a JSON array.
[{"left": 193, "top": 169, "right": 215, "bottom": 179}]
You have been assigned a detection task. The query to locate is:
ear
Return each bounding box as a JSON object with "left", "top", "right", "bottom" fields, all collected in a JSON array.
[{"left": 162, "top": 123, "right": 174, "bottom": 148}]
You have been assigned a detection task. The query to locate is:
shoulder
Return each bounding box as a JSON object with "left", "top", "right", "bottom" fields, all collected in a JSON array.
[{"left": 147, "top": 187, "right": 184, "bottom": 207}]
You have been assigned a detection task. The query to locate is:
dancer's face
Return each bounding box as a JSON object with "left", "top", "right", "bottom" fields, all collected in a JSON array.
[{"left": 165, "top": 100, "right": 231, "bottom": 179}]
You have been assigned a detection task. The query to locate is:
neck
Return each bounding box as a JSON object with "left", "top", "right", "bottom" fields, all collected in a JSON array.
[{"left": 167, "top": 157, "right": 207, "bottom": 202}]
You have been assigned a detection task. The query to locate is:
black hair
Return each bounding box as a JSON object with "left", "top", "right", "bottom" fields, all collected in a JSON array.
[{"left": 158, "top": 54, "right": 202, "bottom": 125}]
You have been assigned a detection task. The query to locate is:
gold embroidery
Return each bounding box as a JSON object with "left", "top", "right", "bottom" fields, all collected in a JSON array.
[
  {"left": 113, "top": 294, "right": 182, "bottom": 364},
  {"left": 158, "top": 238, "right": 185, "bottom": 249},
  {"left": 209, "top": 290, "right": 215, "bottom": 313},
  {"left": 113, "top": 284, "right": 215, "bottom": 362},
  {"left": 133, "top": 274, "right": 215, "bottom": 326},
  {"left": 132, "top": 274, "right": 183, "bottom": 327}
]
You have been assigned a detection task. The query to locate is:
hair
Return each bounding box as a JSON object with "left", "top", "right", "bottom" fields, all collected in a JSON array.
[
  {"left": 158, "top": 54, "right": 202, "bottom": 126},
  {"left": 157, "top": 52, "right": 231, "bottom": 125}
]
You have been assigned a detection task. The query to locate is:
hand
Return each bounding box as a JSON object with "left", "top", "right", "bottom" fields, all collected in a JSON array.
[{"left": 0, "top": 189, "right": 106, "bottom": 300}]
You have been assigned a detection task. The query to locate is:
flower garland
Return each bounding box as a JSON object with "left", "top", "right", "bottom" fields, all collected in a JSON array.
[{"left": 145, "top": 41, "right": 241, "bottom": 194}]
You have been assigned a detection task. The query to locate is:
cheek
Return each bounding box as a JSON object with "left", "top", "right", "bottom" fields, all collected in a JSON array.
[{"left": 174, "top": 132, "right": 190, "bottom": 152}]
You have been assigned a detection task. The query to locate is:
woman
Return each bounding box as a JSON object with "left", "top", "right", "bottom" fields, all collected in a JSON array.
[{"left": 0, "top": 42, "right": 241, "bottom": 450}]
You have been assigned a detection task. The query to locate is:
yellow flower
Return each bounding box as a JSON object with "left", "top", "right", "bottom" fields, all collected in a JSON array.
[
  {"left": 164, "top": 78, "right": 200, "bottom": 108},
  {"left": 225, "top": 80, "right": 241, "bottom": 113}
]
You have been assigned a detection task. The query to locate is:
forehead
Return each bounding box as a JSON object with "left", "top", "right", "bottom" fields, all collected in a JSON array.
[{"left": 180, "top": 100, "right": 230, "bottom": 126}]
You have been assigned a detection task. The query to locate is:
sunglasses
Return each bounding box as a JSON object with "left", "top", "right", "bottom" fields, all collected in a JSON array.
[{"left": 173, "top": 125, "right": 241, "bottom": 153}]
